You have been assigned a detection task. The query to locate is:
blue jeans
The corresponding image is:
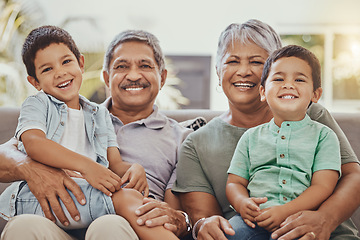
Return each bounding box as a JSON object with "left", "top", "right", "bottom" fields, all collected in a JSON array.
[
  {"left": 16, "top": 178, "right": 115, "bottom": 230},
  {"left": 226, "top": 214, "right": 274, "bottom": 240}
]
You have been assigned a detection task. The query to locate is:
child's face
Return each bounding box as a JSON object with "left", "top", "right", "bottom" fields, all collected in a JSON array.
[
  {"left": 28, "top": 43, "right": 84, "bottom": 109},
  {"left": 260, "top": 57, "right": 322, "bottom": 124}
]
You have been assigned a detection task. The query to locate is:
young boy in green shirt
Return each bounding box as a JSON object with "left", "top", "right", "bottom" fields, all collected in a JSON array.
[{"left": 226, "top": 45, "right": 341, "bottom": 239}]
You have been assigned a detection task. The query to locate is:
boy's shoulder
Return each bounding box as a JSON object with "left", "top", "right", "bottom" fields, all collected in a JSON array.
[{"left": 21, "top": 91, "right": 52, "bottom": 107}]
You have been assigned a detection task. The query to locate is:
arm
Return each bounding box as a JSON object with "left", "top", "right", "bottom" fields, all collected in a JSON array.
[
  {"left": 257, "top": 169, "right": 339, "bottom": 232},
  {"left": 21, "top": 129, "right": 121, "bottom": 196},
  {"left": 108, "top": 147, "right": 149, "bottom": 195},
  {"left": 272, "top": 163, "right": 360, "bottom": 240},
  {"left": 0, "top": 138, "right": 85, "bottom": 226},
  {"left": 226, "top": 173, "right": 266, "bottom": 228},
  {"left": 180, "top": 191, "right": 234, "bottom": 240}
]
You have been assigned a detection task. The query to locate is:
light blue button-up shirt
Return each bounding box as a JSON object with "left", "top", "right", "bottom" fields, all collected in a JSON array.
[{"left": 0, "top": 92, "right": 117, "bottom": 220}]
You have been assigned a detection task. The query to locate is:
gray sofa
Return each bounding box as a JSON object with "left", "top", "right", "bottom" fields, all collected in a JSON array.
[{"left": 0, "top": 107, "right": 359, "bottom": 236}]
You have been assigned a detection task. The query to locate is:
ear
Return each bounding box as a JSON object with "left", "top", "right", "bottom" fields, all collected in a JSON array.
[
  {"left": 79, "top": 55, "right": 85, "bottom": 73},
  {"left": 311, "top": 87, "right": 323, "bottom": 103},
  {"left": 27, "top": 76, "right": 42, "bottom": 91},
  {"left": 259, "top": 85, "right": 266, "bottom": 102},
  {"left": 160, "top": 69, "right": 167, "bottom": 89},
  {"left": 103, "top": 70, "right": 110, "bottom": 88}
]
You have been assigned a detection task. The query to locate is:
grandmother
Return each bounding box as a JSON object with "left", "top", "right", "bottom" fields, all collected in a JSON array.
[{"left": 172, "top": 19, "right": 360, "bottom": 240}]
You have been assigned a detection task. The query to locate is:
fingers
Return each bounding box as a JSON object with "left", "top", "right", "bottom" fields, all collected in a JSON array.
[
  {"left": 197, "top": 217, "right": 229, "bottom": 240},
  {"left": 219, "top": 217, "right": 235, "bottom": 236},
  {"left": 252, "top": 197, "right": 268, "bottom": 205},
  {"left": 135, "top": 201, "right": 169, "bottom": 225},
  {"left": 37, "top": 196, "right": 56, "bottom": 223},
  {"left": 244, "top": 218, "right": 256, "bottom": 228},
  {"left": 143, "top": 185, "right": 149, "bottom": 197},
  {"left": 63, "top": 177, "right": 86, "bottom": 206}
]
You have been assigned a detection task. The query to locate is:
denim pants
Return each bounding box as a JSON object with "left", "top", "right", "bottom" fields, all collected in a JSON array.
[
  {"left": 227, "top": 214, "right": 275, "bottom": 240},
  {"left": 15, "top": 178, "right": 115, "bottom": 230}
]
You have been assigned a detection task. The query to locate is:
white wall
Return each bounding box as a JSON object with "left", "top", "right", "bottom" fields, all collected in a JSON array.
[{"left": 34, "top": 0, "right": 360, "bottom": 110}]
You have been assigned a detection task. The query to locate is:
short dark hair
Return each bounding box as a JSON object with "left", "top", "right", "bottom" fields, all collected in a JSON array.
[
  {"left": 261, "top": 45, "right": 321, "bottom": 90},
  {"left": 22, "top": 25, "right": 81, "bottom": 80}
]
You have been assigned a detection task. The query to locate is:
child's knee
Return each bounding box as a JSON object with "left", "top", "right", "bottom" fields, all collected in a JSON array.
[{"left": 112, "top": 188, "right": 144, "bottom": 215}]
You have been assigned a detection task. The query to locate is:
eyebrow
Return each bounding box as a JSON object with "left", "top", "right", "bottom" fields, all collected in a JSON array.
[{"left": 272, "top": 71, "right": 309, "bottom": 77}]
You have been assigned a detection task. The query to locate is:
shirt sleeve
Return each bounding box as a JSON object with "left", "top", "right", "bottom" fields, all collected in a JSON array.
[
  {"left": 227, "top": 130, "right": 251, "bottom": 180},
  {"left": 308, "top": 103, "right": 359, "bottom": 164},
  {"left": 102, "top": 106, "right": 118, "bottom": 149},
  {"left": 313, "top": 127, "right": 342, "bottom": 176},
  {"left": 15, "top": 95, "right": 48, "bottom": 140}
]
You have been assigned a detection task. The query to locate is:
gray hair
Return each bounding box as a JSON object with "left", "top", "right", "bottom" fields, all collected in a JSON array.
[
  {"left": 103, "top": 30, "right": 165, "bottom": 73},
  {"left": 216, "top": 19, "right": 282, "bottom": 71}
]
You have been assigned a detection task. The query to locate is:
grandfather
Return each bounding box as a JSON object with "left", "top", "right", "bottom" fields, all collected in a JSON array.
[{"left": 0, "top": 30, "right": 192, "bottom": 240}]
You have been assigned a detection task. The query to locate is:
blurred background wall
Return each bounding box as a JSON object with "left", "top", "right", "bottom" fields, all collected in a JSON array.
[{"left": 1, "top": 0, "right": 360, "bottom": 112}]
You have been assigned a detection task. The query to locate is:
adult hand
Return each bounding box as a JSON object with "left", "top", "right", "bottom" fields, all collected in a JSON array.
[
  {"left": 135, "top": 197, "right": 185, "bottom": 237},
  {"left": 271, "top": 211, "right": 330, "bottom": 240},
  {"left": 196, "top": 216, "right": 235, "bottom": 240},
  {"left": 25, "top": 160, "right": 86, "bottom": 226},
  {"left": 122, "top": 163, "right": 149, "bottom": 197}
]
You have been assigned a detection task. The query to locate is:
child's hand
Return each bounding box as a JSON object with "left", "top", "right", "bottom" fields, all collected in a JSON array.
[
  {"left": 239, "top": 197, "right": 267, "bottom": 228},
  {"left": 82, "top": 161, "right": 121, "bottom": 197},
  {"left": 255, "top": 205, "right": 287, "bottom": 232},
  {"left": 121, "top": 163, "right": 149, "bottom": 196}
]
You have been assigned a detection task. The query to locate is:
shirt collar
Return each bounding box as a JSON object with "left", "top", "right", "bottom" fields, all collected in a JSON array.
[
  {"left": 269, "top": 114, "right": 312, "bottom": 132},
  {"left": 45, "top": 91, "right": 98, "bottom": 113},
  {"left": 103, "top": 97, "right": 167, "bottom": 129}
]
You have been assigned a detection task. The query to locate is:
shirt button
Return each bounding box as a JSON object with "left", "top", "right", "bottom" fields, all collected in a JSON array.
[
  {"left": 281, "top": 135, "right": 286, "bottom": 140},
  {"left": 282, "top": 179, "right": 287, "bottom": 184},
  {"left": 283, "top": 196, "right": 287, "bottom": 201},
  {"left": 280, "top": 154, "right": 285, "bottom": 158},
  {"left": 11, "top": 194, "right": 15, "bottom": 199},
  {"left": 60, "top": 121, "right": 65, "bottom": 126}
]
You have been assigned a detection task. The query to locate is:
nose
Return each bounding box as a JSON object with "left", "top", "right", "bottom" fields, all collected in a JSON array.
[
  {"left": 55, "top": 67, "right": 66, "bottom": 78},
  {"left": 236, "top": 63, "right": 251, "bottom": 77},
  {"left": 126, "top": 66, "right": 141, "bottom": 81},
  {"left": 282, "top": 81, "right": 295, "bottom": 89}
]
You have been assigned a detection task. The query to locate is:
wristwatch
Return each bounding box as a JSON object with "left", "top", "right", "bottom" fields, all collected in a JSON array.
[{"left": 181, "top": 211, "right": 192, "bottom": 233}]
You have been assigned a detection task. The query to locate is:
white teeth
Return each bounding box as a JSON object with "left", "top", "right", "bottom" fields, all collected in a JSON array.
[
  {"left": 281, "top": 95, "right": 295, "bottom": 99},
  {"left": 57, "top": 80, "right": 71, "bottom": 88},
  {"left": 234, "top": 83, "right": 255, "bottom": 88},
  {"left": 125, "top": 87, "right": 143, "bottom": 91}
]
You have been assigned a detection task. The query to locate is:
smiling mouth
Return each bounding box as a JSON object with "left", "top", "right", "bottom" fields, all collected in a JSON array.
[
  {"left": 123, "top": 86, "right": 145, "bottom": 91},
  {"left": 57, "top": 80, "right": 72, "bottom": 89},
  {"left": 233, "top": 82, "right": 256, "bottom": 88},
  {"left": 280, "top": 95, "right": 297, "bottom": 99}
]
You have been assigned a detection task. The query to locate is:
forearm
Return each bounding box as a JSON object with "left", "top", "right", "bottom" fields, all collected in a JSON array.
[
  {"left": 179, "top": 191, "right": 223, "bottom": 223},
  {"left": 0, "top": 138, "right": 33, "bottom": 182},
  {"left": 24, "top": 135, "right": 92, "bottom": 172},
  {"left": 317, "top": 163, "right": 360, "bottom": 229},
  {"left": 226, "top": 182, "right": 249, "bottom": 213},
  {"left": 108, "top": 147, "right": 130, "bottom": 177}
]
